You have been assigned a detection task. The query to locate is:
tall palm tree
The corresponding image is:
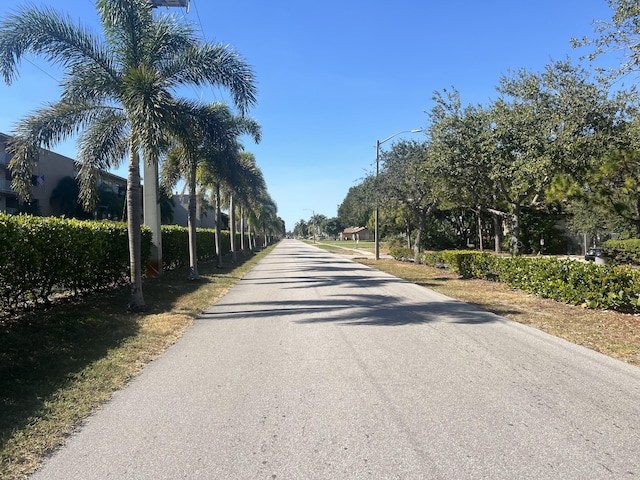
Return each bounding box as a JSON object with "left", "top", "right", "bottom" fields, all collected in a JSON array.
[
  {"left": 235, "top": 151, "right": 267, "bottom": 252},
  {"left": 0, "top": 0, "right": 257, "bottom": 310},
  {"left": 225, "top": 151, "right": 264, "bottom": 261},
  {"left": 161, "top": 102, "right": 260, "bottom": 279}
]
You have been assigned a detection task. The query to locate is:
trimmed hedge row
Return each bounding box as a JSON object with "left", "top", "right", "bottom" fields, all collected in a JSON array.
[
  {"left": 391, "top": 248, "right": 640, "bottom": 313},
  {"left": 162, "top": 228, "right": 248, "bottom": 270},
  {"left": 602, "top": 239, "right": 640, "bottom": 266},
  {"left": 0, "top": 214, "right": 151, "bottom": 310},
  {"left": 0, "top": 215, "right": 249, "bottom": 311}
]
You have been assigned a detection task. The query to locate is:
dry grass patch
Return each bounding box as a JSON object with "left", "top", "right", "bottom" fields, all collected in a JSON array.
[
  {"left": 0, "top": 247, "right": 273, "bottom": 480},
  {"left": 358, "top": 258, "right": 640, "bottom": 367}
]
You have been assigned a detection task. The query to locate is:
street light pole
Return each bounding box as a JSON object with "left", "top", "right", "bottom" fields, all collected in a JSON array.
[{"left": 374, "top": 129, "right": 424, "bottom": 260}]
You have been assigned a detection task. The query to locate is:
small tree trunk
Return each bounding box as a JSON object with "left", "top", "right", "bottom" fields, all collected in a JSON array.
[
  {"left": 510, "top": 203, "right": 522, "bottom": 256},
  {"left": 477, "top": 207, "right": 484, "bottom": 252},
  {"left": 127, "top": 147, "right": 146, "bottom": 312},
  {"left": 493, "top": 213, "right": 503, "bottom": 254},
  {"left": 413, "top": 210, "right": 427, "bottom": 261}
]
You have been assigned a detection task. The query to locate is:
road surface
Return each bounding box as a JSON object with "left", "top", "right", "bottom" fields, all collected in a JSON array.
[{"left": 32, "top": 239, "right": 640, "bottom": 479}]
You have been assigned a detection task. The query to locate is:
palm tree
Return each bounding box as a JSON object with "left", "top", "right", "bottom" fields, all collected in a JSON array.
[
  {"left": 235, "top": 151, "right": 267, "bottom": 252},
  {"left": 226, "top": 151, "right": 266, "bottom": 261},
  {"left": 0, "top": 0, "right": 257, "bottom": 310},
  {"left": 239, "top": 152, "right": 268, "bottom": 250},
  {"left": 161, "top": 102, "right": 260, "bottom": 279}
]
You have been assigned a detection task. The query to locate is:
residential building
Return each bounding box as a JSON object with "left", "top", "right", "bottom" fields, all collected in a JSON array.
[
  {"left": 340, "top": 226, "right": 372, "bottom": 241},
  {"left": 0, "top": 132, "right": 126, "bottom": 218}
]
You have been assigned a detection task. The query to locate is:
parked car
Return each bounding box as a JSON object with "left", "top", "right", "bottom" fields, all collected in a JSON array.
[{"left": 585, "top": 247, "right": 604, "bottom": 261}]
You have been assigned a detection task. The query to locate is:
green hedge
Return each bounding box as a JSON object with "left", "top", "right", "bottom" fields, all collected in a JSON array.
[
  {"left": 161, "top": 227, "right": 241, "bottom": 270},
  {"left": 389, "top": 245, "right": 414, "bottom": 261},
  {"left": 412, "top": 249, "right": 640, "bottom": 313},
  {"left": 0, "top": 216, "right": 251, "bottom": 311},
  {"left": 602, "top": 239, "right": 640, "bottom": 266},
  {"left": 0, "top": 214, "right": 151, "bottom": 310}
]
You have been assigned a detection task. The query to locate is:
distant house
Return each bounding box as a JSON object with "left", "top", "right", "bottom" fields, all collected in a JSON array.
[{"left": 340, "top": 226, "right": 372, "bottom": 241}]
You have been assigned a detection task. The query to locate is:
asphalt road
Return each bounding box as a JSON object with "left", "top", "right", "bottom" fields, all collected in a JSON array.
[{"left": 32, "top": 239, "right": 640, "bottom": 479}]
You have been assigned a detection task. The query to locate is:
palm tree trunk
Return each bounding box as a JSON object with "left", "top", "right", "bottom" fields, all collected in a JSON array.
[
  {"left": 215, "top": 182, "right": 223, "bottom": 268},
  {"left": 127, "top": 147, "right": 146, "bottom": 312},
  {"left": 187, "top": 165, "right": 199, "bottom": 280},
  {"left": 230, "top": 194, "right": 236, "bottom": 262},
  {"left": 240, "top": 206, "right": 246, "bottom": 255}
]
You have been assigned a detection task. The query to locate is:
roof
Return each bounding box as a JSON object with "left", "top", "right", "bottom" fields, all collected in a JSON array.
[{"left": 342, "top": 227, "right": 368, "bottom": 234}]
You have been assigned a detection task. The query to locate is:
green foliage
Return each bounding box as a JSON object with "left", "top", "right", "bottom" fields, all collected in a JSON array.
[
  {"left": 389, "top": 245, "right": 414, "bottom": 261},
  {"left": 412, "top": 247, "right": 640, "bottom": 313},
  {"left": 419, "top": 250, "right": 497, "bottom": 279},
  {"left": 495, "top": 256, "right": 640, "bottom": 312},
  {"left": 337, "top": 177, "right": 375, "bottom": 228},
  {"left": 603, "top": 238, "right": 640, "bottom": 265},
  {"left": 0, "top": 216, "right": 250, "bottom": 311},
  {"left": 0, "top": 214, "right": 151, "bottom": 311},
  {"left": 161, "top": 225, "right": 231, "bottom": 271},
  {"left": 161, "top": 225, "right": 190, "bottom": 270}
]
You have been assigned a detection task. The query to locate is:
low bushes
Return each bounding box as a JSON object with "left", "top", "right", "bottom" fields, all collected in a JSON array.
[
  {"left": 603, "top": 239, "right": 640, "bottom": 266},
  {"left": 389, "top": 245, "right": 414, "bottom": 262},
  {"left": 0, "top": 215, "right": 246, "bottom": 312},
  {"left": 161, "top": 226, "right": 219, "bottom": 270},
  {"left": 0, "top": 214, "right": 151, "bottom": 310},
  {"left": 401, "top": 248, "right": 640, "bottom": 313}
]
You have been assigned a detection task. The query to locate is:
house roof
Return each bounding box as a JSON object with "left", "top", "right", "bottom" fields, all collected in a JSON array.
[{"left": 342, "top": 227, "right": 368, "bottom": 234}]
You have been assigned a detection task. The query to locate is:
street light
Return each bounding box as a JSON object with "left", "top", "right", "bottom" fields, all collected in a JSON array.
[
  {"left": 303, "top": 208, "right": 316, "bottom": 243},
  {"left": 142, "top": 0, "right": 190, "bottom": 276},
  {"left": 375, "top": 129, "right": 424, "bottom": 260},
  {"left": 149, "top": 0, "right": 189, "bottom": 8}
]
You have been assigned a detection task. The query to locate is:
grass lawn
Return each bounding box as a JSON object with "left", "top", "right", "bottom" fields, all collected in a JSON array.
[{"left": 0, "top": 246, "right": 275, "bottom": 480}]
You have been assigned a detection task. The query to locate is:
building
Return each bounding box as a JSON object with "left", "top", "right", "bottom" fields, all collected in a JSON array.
[
  {"left": 170, "top": 194, "right": 217, "bottom": 228},
  {"left": 0, "top": 132, "right": 126, "bottom": 218},
  {"left": 340, "top": 226, "right": 372, "bottom": 241}
]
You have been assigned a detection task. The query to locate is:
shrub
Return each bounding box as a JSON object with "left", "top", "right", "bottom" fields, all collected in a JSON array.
[
  {"left": 602, "top": 239, "right": 640, "bottom": 266},
  {"left": 412, "top": 247, "right": 640, "bottom": 313},
  {"left": 0, "top": 214, "right": 151, "bottom": 310},
  {"left": 389, "top": 245, "right": 414, "bottom": 261}
]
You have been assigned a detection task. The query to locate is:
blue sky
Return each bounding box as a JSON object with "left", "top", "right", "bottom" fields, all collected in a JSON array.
[{"left": 0, "top": 0, "right": 620, "bottom": 231}]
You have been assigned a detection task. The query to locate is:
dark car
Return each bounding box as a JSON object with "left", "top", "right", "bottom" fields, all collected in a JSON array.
[{"left": 585, "top": 247, "right": 604, "bottom": 261}]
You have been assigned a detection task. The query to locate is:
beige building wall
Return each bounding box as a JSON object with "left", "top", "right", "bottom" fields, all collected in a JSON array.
[{"left": 0, "top": 132, "right": 126, "bottom": 218}]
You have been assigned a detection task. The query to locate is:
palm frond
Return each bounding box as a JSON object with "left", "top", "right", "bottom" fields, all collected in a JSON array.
[
  {"left": 168, "top": 44, "right": 257, "bottom": 115},
  {"left": 0, "top": 5, "right": 115, "bottom": 85}
]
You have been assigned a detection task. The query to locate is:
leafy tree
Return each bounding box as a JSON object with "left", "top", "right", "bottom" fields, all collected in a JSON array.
[
  {"left": 0, "top": 0, "right": 256, "bottom": 310},
  {"left": 573, "top": 0, "right": 640, "bottom": 80},
  {"left": 591, "top": 148, "right": 640, "bottom": 236},
  {"left": 429, "top": 88, "right": 497, "bottom": 251},
  {"left": 338, "top": 176, "right": 375, "bottom": 228},
  {"left": 49, "top": 176, "right": 82, "bottom": 218},
  {"left": 378, "top": 139, "right": 446, "bottom": 259},
  {"left": 293, "top": 219, "right": 308, "bottom": 237},
  {"left": 488, "top": 59, "right": 630, "bottom": 254},
  {"left": 321, "top": 217, "right": 343, "bottom": 238}
]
